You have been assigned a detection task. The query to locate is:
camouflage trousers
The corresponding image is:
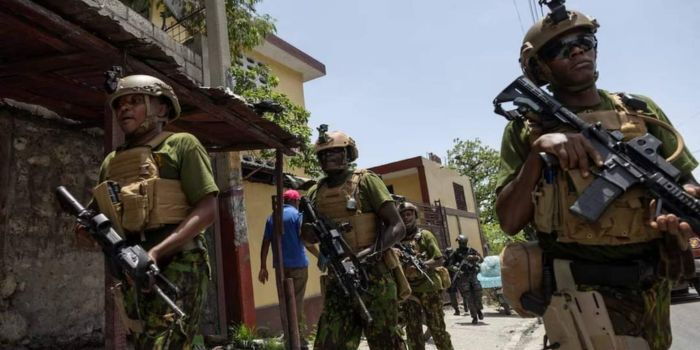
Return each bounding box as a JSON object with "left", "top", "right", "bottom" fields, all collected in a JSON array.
[
  {"left": 122, "top": 248, "right": 210, "bottom": 350},
  {"left": 453, "top": 273, "right": 482, "bottom": 319},
  {"left": 314, "top": 266, "right": 406, "bottom": 350},
  {"left": 590, "top": 279, "right": 672, "bottom": 350},
  {"left": 400, "top": 291, "right": 453, "bottom": 350}
]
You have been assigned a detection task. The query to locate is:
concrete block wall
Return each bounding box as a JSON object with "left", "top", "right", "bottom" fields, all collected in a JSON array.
[{"left": 0, "top": 104, "right": 105, "bottom": 347}]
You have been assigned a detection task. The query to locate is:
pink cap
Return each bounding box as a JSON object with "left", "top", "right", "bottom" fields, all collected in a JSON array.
[{"left": 283, "top": 189, "right": 301, "bottom": 201}]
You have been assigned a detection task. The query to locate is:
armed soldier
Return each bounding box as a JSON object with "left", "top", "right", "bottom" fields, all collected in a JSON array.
[
  {"left": 396, "top": 202, "right": 453, "bottom": 350},
  {"left": 79, "top": 74, "right": 218, "bottom": 349},
  {"left": 302, "top": 126, "right": 407, "bottom": 349},
  {"left": 496, "top": 1, "right": 699, "bottom": 349},
  {"left": 442, "top": 247, "right": 461, "bottom": 315},
  {"left": 446, "top": 235, "right": 483, "bottom": 324}
]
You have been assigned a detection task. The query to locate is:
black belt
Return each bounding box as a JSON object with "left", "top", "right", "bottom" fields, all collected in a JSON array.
[{"left": 570, "top": 260, "right": 656, "bottom": 289}]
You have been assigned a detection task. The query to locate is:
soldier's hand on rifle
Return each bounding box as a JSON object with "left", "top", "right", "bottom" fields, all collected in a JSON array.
[
  {"left": 73, "top": 223, "right": 98, "bottom": 250},
  {"left": 405, "top": 265, "right": 420, "bottom": 279},
  {"left": 532, "top": 133, "right": 604, "bottom": 178},
  {"left": 317, "top": 253, "right": 330, "bottom": 272},
  {"left": 467, "top": 255, "right": 480, "bottom": 262},
  {"left": 650, "top": 184, "right": 700, "bottom": 250},
  {"left": 301, "top": 223, "right": 319, "bottom": 244}
]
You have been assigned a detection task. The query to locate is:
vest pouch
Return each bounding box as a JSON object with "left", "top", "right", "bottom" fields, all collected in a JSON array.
[
  {"left": 532, "top": 178, "right": 556, "bottom": 233},
  {"left": 120, "top": 181, "right": 149, "bottom": 234},
  {"left": 384, "top": 248, "right": 412, "bottom": 301},
  {"left": 145, "top": 178, "right": 191, "bottom": 230},
  {"left": 434, "top": 266, "right": 451, "bottom": 290},
  {"left": 343, "top": 213, "right": 378, "bottom": 252},
  {"left": 93, "top": 181, "right": 124, "bottom": 235}
]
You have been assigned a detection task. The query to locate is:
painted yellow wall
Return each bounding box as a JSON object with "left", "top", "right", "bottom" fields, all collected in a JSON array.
[
  {"left": 381, "top": 172, "right": 422, "bottom": 203},
  {"left": 419, "top": 159, "right": 483, "bottom": 254},
  {"left": 422, "top": 160, "right": 475, "bottom": 212},
  {"left": 248, "top": 51, "right": 306, "bottom": 107},
  {"left": 244, "top": 181, "right": 322, "bottom": 308}
]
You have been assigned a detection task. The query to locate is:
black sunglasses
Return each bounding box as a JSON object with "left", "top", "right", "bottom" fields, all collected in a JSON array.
[{"left": 539, "top": 33, "right": 598, "bottom": 61}]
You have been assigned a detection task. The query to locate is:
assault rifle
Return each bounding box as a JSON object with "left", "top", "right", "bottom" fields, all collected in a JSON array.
[
  {"left": 55, "top": 186, "right": 185, "bottom": 318},
  {"left": 299, "top": 197, "right": 373, "bottom": 323},
  {"left": 449, "top": 252, "right": 480, "bottom": 285},
  {"left": 493, "top": 76, "right": 700, "bottom": 231},
  {"left": 396, "top": 242, "right": 434, "bottom": 286}
]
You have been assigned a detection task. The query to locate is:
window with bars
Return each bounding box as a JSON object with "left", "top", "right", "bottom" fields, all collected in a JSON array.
[{"left": 453, "top": 183, "right": 467, "bottom": 211}]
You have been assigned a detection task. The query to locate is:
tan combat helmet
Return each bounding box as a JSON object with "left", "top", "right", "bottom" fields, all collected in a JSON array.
[
  {"left": 314, "top": 125, "right": 359, "bottom": 162},
  {"left": 106, "top": 74, "right": 181, "bottom": 122},
  {"left": 520, "top": 10, "right": 599, "bottom": 86}
]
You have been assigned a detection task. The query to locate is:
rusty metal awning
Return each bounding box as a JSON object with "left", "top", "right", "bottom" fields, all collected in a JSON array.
[{"left": 0, "top": 0, "right": 300, "bottom": 154}]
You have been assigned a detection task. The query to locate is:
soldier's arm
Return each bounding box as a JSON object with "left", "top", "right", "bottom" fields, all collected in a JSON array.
[
  {"left": 496, "top": 149, "right": 543, "bottom": 235},
  {"left": 148, "top": 194, "right": 218, "bottom": 265},
  {"left": 374, "top": 202, "right": 406, "bottom": 255}
]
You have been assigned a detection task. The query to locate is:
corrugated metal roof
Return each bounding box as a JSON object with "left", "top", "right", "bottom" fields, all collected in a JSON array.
[{"left": 0, "top": 0, "right": 299, "bottom": 153}]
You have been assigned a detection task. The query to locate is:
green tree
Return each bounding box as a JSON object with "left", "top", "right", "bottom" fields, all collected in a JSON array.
[
  {"left": 447, "top": 138, "right": 526, "bottom": 254},
  {"left": 446, "top": 138, "right": 500, "bottom": 224}
]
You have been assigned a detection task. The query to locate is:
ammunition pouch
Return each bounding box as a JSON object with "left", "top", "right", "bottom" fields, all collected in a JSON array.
[
  {"left": 94, "top": 178, "right": 191, "bottom": 237},
  {"left": 500, "top": 241, "right": 543, "bottom": 317},
  {"left": 542, "top": 259, "right": 651, "bottom": 350},
  {"left": 434, "top": 266, "right": 451, "bottom": 290},
  {"left": 385, "top": 248, "right": 412, "bottom": 301}
]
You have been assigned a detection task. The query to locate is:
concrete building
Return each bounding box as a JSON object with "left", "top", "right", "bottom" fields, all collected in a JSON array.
[{"left": 369, "top": 156, "right": 485, "bottom": 254}]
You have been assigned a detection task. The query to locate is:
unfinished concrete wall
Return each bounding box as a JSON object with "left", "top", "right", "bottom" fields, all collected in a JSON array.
[{"left": 0, "top": 103, "right": 105, "bottom": 347}]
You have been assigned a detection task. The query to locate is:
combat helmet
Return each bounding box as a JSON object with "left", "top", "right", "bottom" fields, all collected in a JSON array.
[
  {"left": 314, "top": 124, "right": 359, "bottom": 162},
  {"left": 398, "top": 202, "right": 419, "bottom": 214},
  {"left": 520, "top": 3, "right": 599, "bottom": 86},
  {"left": 456, "top": 234, "right": 468, "bottom": 247},
  {"left": 106, "top": 74, "right": 181, "bottom": 122}
]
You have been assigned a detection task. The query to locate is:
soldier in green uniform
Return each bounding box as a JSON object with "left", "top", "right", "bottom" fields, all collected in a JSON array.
[
  {"left": 397, "top": 202, "right": 453, "bottom": 350},
  {"left": 495, "top": 4, "right": 699, "bottom": 349},
  {"left": 446, "top": 235, "right": 483, "bottom": 324},
  {"left": 83, "top": 75, "right": 218, "bottom": 349},
  {"left": 303, "top": 128, "right": 407, "bottom": 350}
]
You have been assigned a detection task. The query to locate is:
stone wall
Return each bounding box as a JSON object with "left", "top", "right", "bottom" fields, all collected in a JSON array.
[{"left": 0, "top": 103, "right": 105, "bottom": 347}]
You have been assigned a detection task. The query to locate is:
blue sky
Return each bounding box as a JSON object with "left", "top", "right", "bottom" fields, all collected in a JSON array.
[{"left": 258, "top": 0, "right": 700, "bottom": 176}]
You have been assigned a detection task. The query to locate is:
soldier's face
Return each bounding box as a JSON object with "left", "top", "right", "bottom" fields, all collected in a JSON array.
[
  {"left": 542, "top": 30, "right": 597, "bottom": 87},
  {"left": 318, "top": 148, "right": 348, "bottom": 173},
  {"left": 400, "top": 209, "right": 416, "bottom": 226},
  {"left": 114, "top": 94, "right": 148, "bottom": 135}
]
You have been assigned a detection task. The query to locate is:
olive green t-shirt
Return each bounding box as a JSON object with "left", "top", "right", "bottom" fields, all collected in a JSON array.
[
  {"left": 495, "top": 90, "right": 698, "bottom": 261},
  {"left": 406, "top": 229, "right": 443, "bottom": 293},
  {"left": 496, "top": 90, "right": 698, "bottom": 194},
  {"left": 98, "top": 132, "right": 219, "bottom": 248},
  {"left": 306, "top": 169, "right": 393, "bottom": 214}
]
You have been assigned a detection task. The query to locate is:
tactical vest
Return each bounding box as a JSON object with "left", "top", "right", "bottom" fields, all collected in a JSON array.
[
  {"left": 93, "top": 132, "right": 191, "bottom": 238},
  {"left": 315, "top": 169, "right": 378, "bottom": 252},
  {"left": 531, "top": 93, "right": 662, "bottom": 245}
]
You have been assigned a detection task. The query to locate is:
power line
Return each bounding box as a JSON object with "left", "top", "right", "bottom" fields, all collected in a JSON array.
[
  {"left": 512, "top": 0, "right": 526, "bottom": 34},
  {"left": 526, "top": 0, "right": 536, "bottom": 24}
]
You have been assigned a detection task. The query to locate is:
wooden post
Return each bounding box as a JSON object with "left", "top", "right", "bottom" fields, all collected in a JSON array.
[
  {"left": 272, "top": 149, "right": 301, "bottom": 349},
  {"left": 103, "top": 105, "right": 126, "bottom": 350}
]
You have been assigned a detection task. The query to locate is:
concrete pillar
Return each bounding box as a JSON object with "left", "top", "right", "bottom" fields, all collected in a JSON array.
[{"left": 205, "top": 0, "right": 231, "bottom": 87}]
